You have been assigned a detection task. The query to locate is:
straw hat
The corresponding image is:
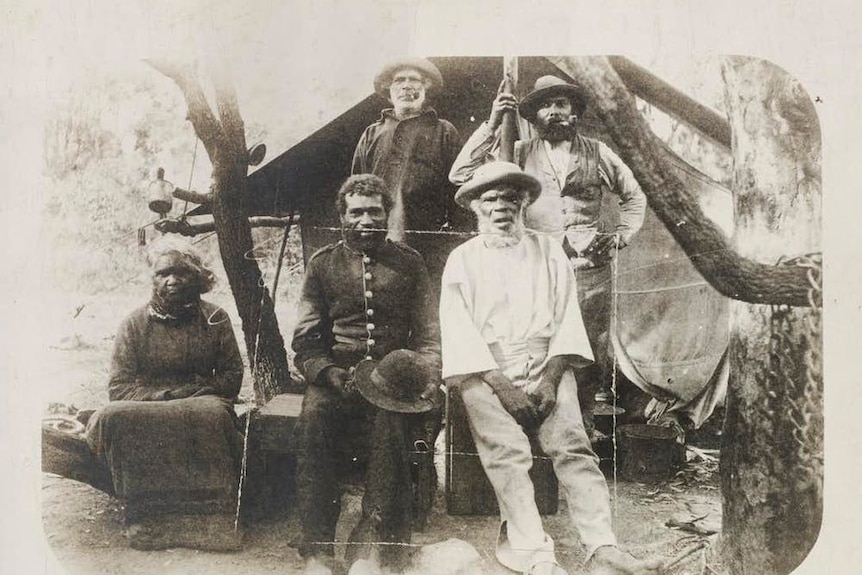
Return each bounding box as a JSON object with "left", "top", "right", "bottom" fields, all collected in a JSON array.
[
  {"left": 373, "top": 58, "right": 444, "bottom": 99},
  {"left": 454, "top": 161, "right": 542, "bottom": 209}
]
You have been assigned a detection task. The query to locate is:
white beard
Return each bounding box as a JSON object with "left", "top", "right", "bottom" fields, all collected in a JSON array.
[
  {"left": 392, "top": 91, "right": 427, "bottom": 119},
  {"left": 477, "top": 217, "right": 525, "bottom": 249}
]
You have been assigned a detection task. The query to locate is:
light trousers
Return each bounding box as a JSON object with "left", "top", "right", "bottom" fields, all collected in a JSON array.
[{"left": 460, "top": 370, "right": 617, "bottom": 570}]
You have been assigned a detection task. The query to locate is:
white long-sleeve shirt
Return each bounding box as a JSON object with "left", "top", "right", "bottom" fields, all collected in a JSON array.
[{"left": 439, "top": 231, "right": 594, "bottom": 393}]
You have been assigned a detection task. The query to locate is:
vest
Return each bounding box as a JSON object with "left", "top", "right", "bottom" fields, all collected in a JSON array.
[{"left": 516, "top": 134, "right": 605, "bottom": 235}]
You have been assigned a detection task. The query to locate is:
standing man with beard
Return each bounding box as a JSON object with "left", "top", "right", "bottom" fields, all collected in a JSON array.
[
  {"left": 291, "top": 174, "right": 441, "bottom": 575},
  {"left": 352, "top": 58, "right": 463, "bottom": 287},
  {"left": 440, "top": 162, "right": 662, "bottom": 575},
  {"left": 449, "top": 75, "right": 647, "bottom": 431}
]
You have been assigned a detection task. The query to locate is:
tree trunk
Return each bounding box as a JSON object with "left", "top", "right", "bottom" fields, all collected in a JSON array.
[
  {"left": 720, "top": 57, "right": 822, "bottom": 575},
  {"left": 552, "top": 56, "right": 816, "bottom": 307},
  {"left": 553, "top": 55, "right": 823, "bottom": 574},
  {"left": 149, "top": 60, "right": 292, "bottom": 403}
]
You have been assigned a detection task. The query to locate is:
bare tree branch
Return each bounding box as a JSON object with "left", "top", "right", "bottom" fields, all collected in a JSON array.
[
  {"left": 145, "top": 59, "right": 224, "bottom": 159},
  {"left": 149, "top": 57, "right": 293, "bottom": 402},
  {"left": 155, "top": 216, "right": 299, "bottom": 236},
  {"left": 172, "top": 187, "right": 212, "bottom": 206},
  {"left": 551, "top": 56, "right": 817, "bottom": 307},
  {"left": 210, "top": 60, "right": 247, "bottom": 161}
]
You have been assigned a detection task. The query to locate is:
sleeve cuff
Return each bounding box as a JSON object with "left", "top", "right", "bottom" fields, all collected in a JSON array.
[
  {"left": 303, "top": 357, "right": 336, "bottom": 386},
  {"left": 614, "top": 227, "right": 635, "bottom": 245},
  {"left": 477, "top": 121, "right": 497, "bottom": 140}
]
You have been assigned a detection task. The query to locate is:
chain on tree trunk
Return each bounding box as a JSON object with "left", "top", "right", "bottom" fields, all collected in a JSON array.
[
  {"left": 734, "top": 254, "right": 822, "bottom": 574},
  {"left": 768, "top": 254, "right": 823, "bottom": 491}
]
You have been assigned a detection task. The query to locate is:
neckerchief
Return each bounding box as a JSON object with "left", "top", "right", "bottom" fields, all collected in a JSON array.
[{"left": 148, "top": 290, "right": 201, "bottom": 325}]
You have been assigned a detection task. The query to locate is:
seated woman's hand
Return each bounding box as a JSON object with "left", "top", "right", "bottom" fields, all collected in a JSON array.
[{"left": 165, "top": 385, "right": 207, "bottom": 400}]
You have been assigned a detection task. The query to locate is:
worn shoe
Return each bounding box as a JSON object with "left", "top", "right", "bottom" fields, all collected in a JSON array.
[
  {"left": 525, "top": 560, "right": 569, "bottom": 575},
  {"left": 588, "top": 546, "right": 663, "bottom": 575}
]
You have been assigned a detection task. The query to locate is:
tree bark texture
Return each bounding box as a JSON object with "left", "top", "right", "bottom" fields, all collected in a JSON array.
[
  {"left": 551, "top": 56, "right": 817, "bottom": 307},
  {"left": 149, "top": 60, "right": 292, "bottom": 403},
  {"left": 719, "top": 57, "right": 823, "bottom": 575}
]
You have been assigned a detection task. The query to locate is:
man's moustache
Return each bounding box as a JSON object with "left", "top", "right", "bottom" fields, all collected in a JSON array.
[
  {"left": 549, "top": 116, "right": 577, "bottom": 128},
  {"left": 345, "top": 226, "right": 387, "bottom": 239}
]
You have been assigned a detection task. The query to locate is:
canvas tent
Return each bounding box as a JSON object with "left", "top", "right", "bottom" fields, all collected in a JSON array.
[{"left": 202, "top": 56, "right": 732, "bottom": 427}]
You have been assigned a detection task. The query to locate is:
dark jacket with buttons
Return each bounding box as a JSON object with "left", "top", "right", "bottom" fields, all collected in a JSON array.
[
  {"left": 291, "top": 239, "right": 442, "bottom": 386},
  {"left": 352, "top": 108, "right": 461, "bottom": 233}
]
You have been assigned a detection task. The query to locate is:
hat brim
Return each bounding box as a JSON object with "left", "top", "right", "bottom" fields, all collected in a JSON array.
[
  {"left": 353, "top": 359, "right": 435, "bottom": 414},
  {"left": 454, "top": 169, "right": 542, "bottom": 209},
  {"left": 518, "top": 84, "right": 587, "bottom": 123},
  {"left": 373, "top": 58, "right": 443, "bottom": 99}
]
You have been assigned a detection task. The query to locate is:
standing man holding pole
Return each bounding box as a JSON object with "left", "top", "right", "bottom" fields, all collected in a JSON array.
[{"left": 449, "top": 73, "right": 647, "bottom": 430}]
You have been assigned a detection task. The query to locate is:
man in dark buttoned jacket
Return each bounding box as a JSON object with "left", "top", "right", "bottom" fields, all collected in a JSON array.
[
  {"left": 291, "top": 174, "right": 441, "bottom": 575},
  {"left": 352, "top": 58, "right": 465, "bottom": 289}
]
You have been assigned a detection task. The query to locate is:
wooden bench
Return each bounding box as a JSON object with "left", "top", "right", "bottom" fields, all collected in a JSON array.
[
  {"left": 238, "top": 393, "right": 304, "bottom": 517},
  {"left": 244, "top": 393, "right": 436, "bottom": 528},
  {"left": 42, "top": 393, "right": 437, "bottom": 526}
]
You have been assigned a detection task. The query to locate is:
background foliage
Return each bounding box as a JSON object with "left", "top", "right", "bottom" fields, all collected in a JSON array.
[
  {"left": 41, "top": 58, "right": 729, "bottom": 306},
  {"left": 41, "top": 66, "right": 306, "bottom": 304}
]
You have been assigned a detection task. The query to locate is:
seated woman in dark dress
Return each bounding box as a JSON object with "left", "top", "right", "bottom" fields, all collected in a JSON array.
[{"left": 85, "top": 239, "right": 244, "bottom": 550}]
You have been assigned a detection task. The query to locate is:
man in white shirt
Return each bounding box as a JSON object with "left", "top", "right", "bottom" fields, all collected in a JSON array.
[
  {"left": 440, "top": 161, "right": 661, "bottom": 575},
  {"left": 449, "top": 76, "right": 648, "bottom": 428}
]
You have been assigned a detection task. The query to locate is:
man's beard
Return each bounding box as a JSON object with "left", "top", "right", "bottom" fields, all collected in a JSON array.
[
  {"left": 477, "top": 216, "right": 526, "bottom": 249},
  {"left": 392, "top": 89, "right": 426, "bottom": 118},
  {"left": 536, "top": 119, "right": 575, "bottom": 142},
  {"left": 343, "top": 226, "right": 386, "bottom": 252}
]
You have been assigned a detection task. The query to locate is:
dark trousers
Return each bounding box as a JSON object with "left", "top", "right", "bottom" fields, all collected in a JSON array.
[{"left": 295, "top": 384, "right": 425, "bottom": 566}]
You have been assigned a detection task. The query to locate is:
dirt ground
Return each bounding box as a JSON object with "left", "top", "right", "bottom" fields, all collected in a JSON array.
[{"left": 38, "top": 290, "right": 726, "bottom": 575}]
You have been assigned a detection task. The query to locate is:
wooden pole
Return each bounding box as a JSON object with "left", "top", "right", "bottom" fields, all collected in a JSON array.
[
  {"left": 499, "top": 56, "right": 519, "bottom": 162},
  {"left": 154, "top": 215, "right": 299, "bottom": 237}
]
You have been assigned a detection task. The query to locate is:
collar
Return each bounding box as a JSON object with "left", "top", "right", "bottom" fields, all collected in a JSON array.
[
  {"left": 340, "top": 238, "right": 391, "bottom": 258},
  {"left": 379, "top": 107, "right": 438, "bottom": 122},
  {"left": 542, "top": 138, "right": 573, "bottom": 153},
  {"left": 148, "top": 293, "right": 202, "bottom": 325}
]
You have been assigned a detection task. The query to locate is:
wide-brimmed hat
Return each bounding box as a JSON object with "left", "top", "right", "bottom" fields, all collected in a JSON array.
[
  {"left": 454, "top": 161, "right": 542, "bottom": 209},
  {"left": 354, "top": 349, "right": 437, "bottom": 413},
  {"left": 518, "top": 75, "right": 587, "bottom": 122},
  {"left": 373, "top": 58, "right": 444, "bottom": 99}
]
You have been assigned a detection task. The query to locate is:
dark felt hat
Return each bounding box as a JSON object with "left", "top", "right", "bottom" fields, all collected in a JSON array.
[
  {"left": 518, "top": 75, "right": 587, "bottom": 122},
  {"left": 454, "top": 161, "right": 542, "bottom": 209},
  {"left": 373, "top": 58, "right": 443, "bottom": 99},
  {"left": 354, "top": 349, "right": 437, "bottom": 413}
]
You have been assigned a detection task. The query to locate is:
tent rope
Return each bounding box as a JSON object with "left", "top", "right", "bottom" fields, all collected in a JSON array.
[
  {"left": 610, "top": 234, "right": 621, "bottom": 519},
  {"left": 181, "top": 137, "right": 199, "bottom": 218},
  {"left": 233, "top": 225, "right": 300, "bottom": 529}
]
